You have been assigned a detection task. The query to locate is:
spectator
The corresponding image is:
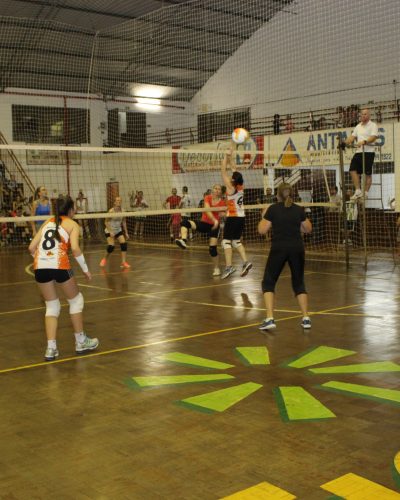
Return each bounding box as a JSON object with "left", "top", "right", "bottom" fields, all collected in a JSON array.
[
  {"left": 335, "top": 106, "right": 344, "bottom": 128},
  {"left": 328, "top": 186, "right": 342, "bottom": 212},
  {"left": 376, "top": 106, "right": 382, "bottom": 124},
  {"left": 76, "top": 189, "right": 90, "bottom": 239},
  {"left": 273, "top": 114, "right": 280, "bottom": 135},
  {"left": 164, "top": 188, "right": 181, "bottom": 242},
  {"left": 257, "top": 187, "right": 276, "bottom": 205},
  {"left": 285, "top": 115, "right": 294, "bottom": 133},
  {"left": 132, "top": 190, "right": 149, "bottom": 238}
]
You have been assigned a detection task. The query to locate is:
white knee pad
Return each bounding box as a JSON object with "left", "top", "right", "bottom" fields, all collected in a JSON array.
[
  {"left": 232, "top": 239, "right": 242, "bottom": 249},
  {"left": 68, "top": 292, "right": 84, "bottom": 315},
  {"left": 222, "top": 239, "right": 232, "bottom": 250},
  {"left": 45, "top": 298, "right": 61, "bottom": 318}
]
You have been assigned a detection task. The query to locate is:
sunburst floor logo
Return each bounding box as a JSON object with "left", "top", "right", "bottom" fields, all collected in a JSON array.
[{"left": 126, "top": 345, "right": 400, "bottom": 421}]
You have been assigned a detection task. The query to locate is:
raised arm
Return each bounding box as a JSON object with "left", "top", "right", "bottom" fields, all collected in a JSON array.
[{"left": 221, "top": 149, "right": 235, "bottom": 193}]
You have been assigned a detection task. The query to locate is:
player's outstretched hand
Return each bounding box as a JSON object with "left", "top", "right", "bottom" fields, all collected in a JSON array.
[
  {"left": 84, "top": 271, "right": 92, "bottom": 281},
  {"left": 212, "top": 220, "right": 219, "bottom": 230}
]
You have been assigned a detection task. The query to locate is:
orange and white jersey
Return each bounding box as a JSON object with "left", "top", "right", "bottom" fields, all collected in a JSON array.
[
  {"left": 34, "top": 217, "right": 71, "bottom": 270},
  {"left": 227, "top": 186, "right": 245, "bottom": 217}
]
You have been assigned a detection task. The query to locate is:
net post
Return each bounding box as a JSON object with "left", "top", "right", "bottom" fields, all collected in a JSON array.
[
  {"left": 361, "top": 146, "right": 367, "bottom": 270},
  {"left": 338, "top": 135, "right": 349, "bottom": 269}
]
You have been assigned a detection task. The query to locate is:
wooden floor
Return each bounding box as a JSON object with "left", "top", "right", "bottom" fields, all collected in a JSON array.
[{"left": 1, "top": 242, "right": 399, "bottom": 499}]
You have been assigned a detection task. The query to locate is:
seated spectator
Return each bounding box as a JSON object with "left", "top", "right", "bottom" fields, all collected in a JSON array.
[{"left": 328, "top": 186, "right": 342, "bottom": 211}]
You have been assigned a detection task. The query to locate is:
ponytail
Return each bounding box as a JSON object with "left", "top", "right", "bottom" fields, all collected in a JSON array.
[
  {"left": 54, "top": 195, "right": 74, "bottom": 241},
  {"left": 277, "top": 183, "right": 293, "bottom": 208}
]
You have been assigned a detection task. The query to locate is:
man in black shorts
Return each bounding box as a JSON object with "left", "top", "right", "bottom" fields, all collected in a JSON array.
[{"left": 344, "top": 108, "right": 378, "bottom": 201}]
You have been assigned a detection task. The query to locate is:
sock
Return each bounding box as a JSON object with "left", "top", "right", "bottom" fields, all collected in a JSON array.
[
  {"left": 48, "top": 339, "right": 57, "bottom": 349},
  {"left": 303, "top": 316, "right": 310, "bottom": 320},
  {"left": 75, "top": 332, "right": 86, "bottom": 343},
  {"left": 266, "top": 317, "right": 274, "bottom": 321}
]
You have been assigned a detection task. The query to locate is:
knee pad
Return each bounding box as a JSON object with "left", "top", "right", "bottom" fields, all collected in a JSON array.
[
  {"left": 222, "top": 239, "right": 232, "bottom": 250},
  {"left": 68, "top": 292, "right": 84, "bottom": 315},
  {"left": 45, "top": 298, "right": 61, "bottom": 318},
  {"left": 107, "top": 245, "right": 114, "bottom": 254},
  {"left": 209, "top": 245, "right": 218, "bottom": 257},
  {"left": 120, "top": 242, "right": 128, "bottom": 252},
  {"left": 232, "top": 239, "right": 242, "bottom": 249},
  {"left": 181, "top": 219, "right": 192, "bottom": 229}
]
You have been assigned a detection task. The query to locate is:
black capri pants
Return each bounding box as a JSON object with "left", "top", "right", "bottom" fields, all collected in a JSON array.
[{"left": 262, "top": 247, "right": 306, "bottom": 296}]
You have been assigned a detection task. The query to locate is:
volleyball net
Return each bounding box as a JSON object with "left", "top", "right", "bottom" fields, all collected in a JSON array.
[{"left": 0, "top": 143, "right": 398, "bottom": 263}]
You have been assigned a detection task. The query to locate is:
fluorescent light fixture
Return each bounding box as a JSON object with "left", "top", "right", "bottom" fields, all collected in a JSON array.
[{"left": 130, "top": 83, "right": 179, "bottom": 100}]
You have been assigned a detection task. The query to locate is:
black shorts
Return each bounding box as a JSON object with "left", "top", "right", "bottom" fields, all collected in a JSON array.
[
  {"left": 195, "top": 220, "right": 220, "bottom": 238},
  {"left": 349, "top": 152, "right": 375, "bottom": 176},
  {"left": 35, "top": 269, "right": 73, "bottom": 283},
  {"left": 223, "top": 217, "right": 245, "bottom": 240},
  {"left": 105, "top": 231, "right": 124, "bottom": 239}
]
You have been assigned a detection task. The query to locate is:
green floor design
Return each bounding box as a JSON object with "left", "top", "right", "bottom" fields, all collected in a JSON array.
[
  {"left": 284, "top": 346, "right": 356, "bottom": 369},
  {"left": 274, "top": 386, "right": 336, "bottom": 422},
  {"left": 129, "top": 373, "right": 234, "bottom": 389},
  {"left": 155, "top": 352, "right": 234, "bottom": 370},
  {"left": 309, "top": 361, "right": 400, "bottom": 374},
  {"left": 234, "top": 347, "right": 270, "bottom": 366},
  {"left": 128, "top": 345, "right": 400, "bottom": 419},
  {"left": 318, "top": 381, "right": 400, "bottom": 406},
  {"left": 177, "top": 382, "right": 263, "bottom": 413},
  {"left": 393, "top": 451, "right": 400, "bottom": 489}
]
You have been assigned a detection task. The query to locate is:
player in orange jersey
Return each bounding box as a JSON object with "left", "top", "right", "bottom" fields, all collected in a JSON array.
[
  {"left": 29, "top": 195, "right": 98, "bottom": 361},
  {"left": 175, "top": 184, "right": 226, "bottom": 276}
]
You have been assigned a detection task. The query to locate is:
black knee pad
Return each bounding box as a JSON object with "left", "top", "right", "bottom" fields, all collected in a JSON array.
[
  {"left": 107, "top": 245, "right": 115, "bottom": 254},
  {"left": 120, "top": 242, "right": 128, "bottom": 252},
  {"left": 181, "top": 219, "right": 192, "bottom": 229},
  {"left": 209, "top": 245, "right": 218, "bottom": 257}
]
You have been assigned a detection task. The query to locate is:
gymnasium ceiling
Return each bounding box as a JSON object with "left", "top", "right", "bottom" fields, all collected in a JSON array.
[{"left": 0, "top": 0, "right": 295, "bottom": 101}]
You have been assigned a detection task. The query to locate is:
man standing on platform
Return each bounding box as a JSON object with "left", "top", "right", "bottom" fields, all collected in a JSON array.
[{"left": 344, "top": 108, "right": 378, "bottom": 201}]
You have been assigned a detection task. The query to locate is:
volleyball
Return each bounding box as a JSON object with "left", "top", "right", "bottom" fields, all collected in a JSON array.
[{"left": 232, "top": 128, "right": 250, "bottom": 144}]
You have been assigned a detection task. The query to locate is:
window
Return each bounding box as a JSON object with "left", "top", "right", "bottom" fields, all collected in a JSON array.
[{"left": 12, "top": 105, "right": 90, "bottom": 144}]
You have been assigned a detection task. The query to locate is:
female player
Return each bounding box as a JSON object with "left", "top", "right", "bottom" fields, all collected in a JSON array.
[
  {"left": 258, "top": 183, "right": 312, "bottom": 331},
  {"left": 76, "top": 189, "right": 90, "bottom": 239},
  {"left": 175, "top": 184, "right": 226, "bottom": 276},
  {"left": 28, "top": 195, "right": 98, "bottom": 361},
  {"left": 99, "top": 196, "right": 130, "bottom": 269},
  {"left": 220, "top": 148, "right": 252, "bottom": 279},
  {"left": 31, "top": 186, "right": 51, "bottom": 235}
]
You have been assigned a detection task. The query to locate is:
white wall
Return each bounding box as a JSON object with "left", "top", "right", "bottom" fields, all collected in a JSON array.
[{"left": 192, "top": 0, "right": 400, "bottom": 117}]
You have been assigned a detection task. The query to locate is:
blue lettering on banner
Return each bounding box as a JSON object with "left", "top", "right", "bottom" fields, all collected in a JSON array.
[
  {"left": 317, "top": 133, "right": 327, "bottom": 150},
  {"left": 376, "top": 128, "right": 385, "bottom": 147}
]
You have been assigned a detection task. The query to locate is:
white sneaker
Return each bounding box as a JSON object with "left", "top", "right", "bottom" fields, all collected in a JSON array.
[
  {"left": 212, "top": 268, "right": 221, "bottom": 276},
  {"left": 44, "top": 347, "right": 59, "bottom": 361},
  {"left": 76, "top": 335, "right": 99, "bottom": 354},
  {"left": 350, "top": 189, "right": 362, "bottom": 200},
  {"left": 175, "top": 238, "right": 187, "bottom": 249}
]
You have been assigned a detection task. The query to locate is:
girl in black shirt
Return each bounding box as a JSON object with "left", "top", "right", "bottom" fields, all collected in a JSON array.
[{"left": 258, "top": 183, "right": 312, "bottom": 330}]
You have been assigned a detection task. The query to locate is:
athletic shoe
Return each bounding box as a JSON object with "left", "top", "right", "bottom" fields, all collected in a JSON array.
[
  {"left": 259, "top": 319, "right": 276, "bottom": 331},
  {"left": 240, "top": 261, "right": 253, "bottom": 277},
  {"left": 221, "top": 266, "right": 236, "bottom": 280},
  {"left": 301, "top": 317, "right": 312, "bottom": 329},
  {"left": 76, "top": 335, "right": 99, "bottom": 354},
  {"left": 350, "top": 189, "right": 362, "bottom": 201},
  {"left": 99, "top": 258, "right": 106, "bottom": 267},
  {"left": 212, "top": 268, "right": 221, "bottom": 276},
  {"left": 175, "top": 238, "right": 187, "bottom": 249},
  {"left": 44, "top": 347, "right": 59, "bottom": 361},
  {"left": 120, "top": 261, "right": 131, "bottom": 269}
]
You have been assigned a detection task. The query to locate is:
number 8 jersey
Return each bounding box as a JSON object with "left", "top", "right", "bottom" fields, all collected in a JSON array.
[{"left": 34, "top": 217, "right": 71, "bottom": 270}]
